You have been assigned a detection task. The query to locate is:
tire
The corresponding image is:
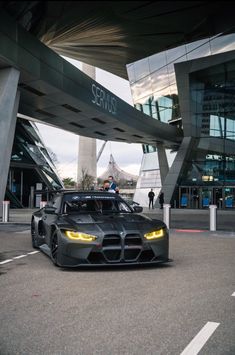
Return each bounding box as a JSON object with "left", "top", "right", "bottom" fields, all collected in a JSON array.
[
  {"left": 31, "top": 221, "right": 39, "bottom": 249},
  {"left": 50, "top": 230, "right": 59, "bottom": 266}
]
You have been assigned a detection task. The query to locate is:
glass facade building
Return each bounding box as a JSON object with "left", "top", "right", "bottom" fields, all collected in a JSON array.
[
  {"left": 127, "top": 34, "right": 235, "bottom": 208},
  {"left": 6, "top": 118, "right": 63, "bottom": 208}
]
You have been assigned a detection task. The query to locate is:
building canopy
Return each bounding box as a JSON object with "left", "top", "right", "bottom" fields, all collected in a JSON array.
[{"left": 2, "top": 1, "right": 235, "bottom": 78}]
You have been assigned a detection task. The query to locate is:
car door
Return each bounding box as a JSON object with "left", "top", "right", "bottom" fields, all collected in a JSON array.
[{"left": 43, "top": 195, "right": 62, "bottom": 245}]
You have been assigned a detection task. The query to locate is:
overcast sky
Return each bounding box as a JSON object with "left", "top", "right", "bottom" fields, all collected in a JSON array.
[{"left": 35, "top": 57, "right": 143, "bottom": 181}]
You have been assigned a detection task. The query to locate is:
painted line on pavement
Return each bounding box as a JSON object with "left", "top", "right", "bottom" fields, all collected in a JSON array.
[
  {"left": 13, "top": 254, "right": 27, "bottom": 259},
  {"left": 232, "top": 292, "right": 235, "bottom": 297},
  {"left": 180, "top": 322, "right": 220, "bottom": 355},
  {"left": 0, "top": 251, "right": 40, "bottom": 265},
  {"left": 0, "top": 259, "right": 13, "bottom": 265}
]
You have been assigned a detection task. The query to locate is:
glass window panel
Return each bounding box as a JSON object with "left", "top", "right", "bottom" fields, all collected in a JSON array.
[
  {"left": 22, "top": 121, "right": 43, "bottom": 144},
  {"left": 151, "top": 66, "right": 168, "bottom": 93},
  {"left": 41, "top": 170, "right": 62, "bottom": 188},
  {"left": 226, "top": 118, "right": 235, "bottom": 140},
  {"left": 133, "top": 58, "right": 150, "bottom": 81},
  {"left": 166, "top": 46, "right": 186, "bottom": 64},
  {"left": 134, "top": 103, "right": 143, "bottom": 112},
  {"left": 139, "top": 170, "right": 161, "bottom": 188},
  {"left": 142, "top": 97, "right": 153, "bottom": 117},
  {"left": 209, "top": 115, "right": 225, "bottom": 137},
  {"left": 142, "top": 145, "right": 157, "bottom": 154},
  {"left": 131, "top": 76, "right": 152, "bottom": 103},
  {"left": 166, "top": 64, "right": 176, "bottom": 86},
  {"left": 211, "top": 34, "right": 235, "bottom": 55},
  {"left": 158, "top": 96, "right": 173, "bottom": 123},
  {"left": 127, "top": 64, "right": 136, "bottom": 84},
  {"left": 149, "top": 52, "right": 167, "bottom": 72},
  {"left": 186, "top": 39, "right": 211, "bottom": 60}
]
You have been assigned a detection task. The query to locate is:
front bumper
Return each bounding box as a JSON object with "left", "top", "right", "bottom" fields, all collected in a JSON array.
[{"left": 56, "top": 230, "right": 169, "bottom": 267}]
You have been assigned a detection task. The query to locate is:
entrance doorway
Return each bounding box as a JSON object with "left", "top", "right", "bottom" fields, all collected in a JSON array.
[{"left": 179, "top": 186, "right": 235, "bottom": 209}]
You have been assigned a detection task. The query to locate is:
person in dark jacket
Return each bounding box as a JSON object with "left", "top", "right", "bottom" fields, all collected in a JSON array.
[
  {"left": 148, "top": 189, "right": 155, "bottom": 209},
  {"left": 158, "top": 192, "right": 164, "bottom": 209},
  {"left": 108, "top": 175, "right": 119, "bottom": 193}
]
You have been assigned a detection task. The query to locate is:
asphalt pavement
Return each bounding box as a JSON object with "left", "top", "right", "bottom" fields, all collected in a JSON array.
[{"left": 0, "top": 221, "right": 235, "bottom": 355}]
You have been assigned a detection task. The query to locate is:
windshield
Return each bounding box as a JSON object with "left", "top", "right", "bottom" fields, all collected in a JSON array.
[{"left": 62, "top": 195, "right": 132, "bottom": 214}]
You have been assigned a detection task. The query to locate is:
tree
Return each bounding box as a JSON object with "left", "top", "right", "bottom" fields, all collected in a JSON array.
[
  {"left": 79, "top": 169, "right": 95, "bottom": 190},
  {"left": 62, "top": 177, "right": 76, "bottom": 188}
]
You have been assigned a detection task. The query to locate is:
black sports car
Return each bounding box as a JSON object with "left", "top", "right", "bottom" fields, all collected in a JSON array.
[{"left": 31, "top": 191, "right": 170, "bottom": 267}]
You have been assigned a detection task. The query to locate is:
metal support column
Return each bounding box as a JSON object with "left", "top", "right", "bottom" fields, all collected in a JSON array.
[{"left": 0, "top": 67, "right": 20, "bottom": 216}]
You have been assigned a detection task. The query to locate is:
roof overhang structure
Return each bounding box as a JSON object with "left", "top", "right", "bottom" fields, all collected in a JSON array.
[
  {"left": 0, "top": 10, "right": 182, "bottom": 148},
  {"left": 1, "top": 1, "right": 234, "bottom": 148},
  {"left": 1, "top": 1, "right": 235, "bottom": 79}
]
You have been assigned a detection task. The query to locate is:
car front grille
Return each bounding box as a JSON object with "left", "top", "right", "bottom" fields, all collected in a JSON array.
[
  {"left": 123, "top": 233, "right": 142, "bottom": 261},
  {"left": 88, "top": 233, "right": 156, "bottom": 264},
  {"left": 103, "top": 249, "right": 121, "bottom": 261},
  {"left": 124, "top": 234, "right": 142, "bottom": 246},
  {"left": 102, "top": 234, "right": 121, "bottom": 261},
  {"left": 102, "top": 234, "right": 121, "bottom": 247}
]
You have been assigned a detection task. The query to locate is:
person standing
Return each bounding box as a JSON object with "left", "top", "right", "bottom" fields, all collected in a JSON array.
[
  {"left": 108, "top": 175, "right": 118, "bottom": 193},
  {"left": 102, "top": 180, "right": 115, "bottom": 193},
  {"left": 158, "top": 192, "right": 164, "bottom": 209},
  {"left": 148, "top": 189, "right": 155, "bottom": 209}
]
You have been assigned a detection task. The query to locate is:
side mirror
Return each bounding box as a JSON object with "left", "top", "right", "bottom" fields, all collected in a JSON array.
[
  {"left": 133, "top": 205, "right": 143, "bottom": 213},
  {"left": 44, "top": 206, "right": 57, "bottom": 214}
]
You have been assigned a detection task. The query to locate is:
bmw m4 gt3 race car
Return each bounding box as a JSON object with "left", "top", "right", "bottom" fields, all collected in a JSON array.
[{"left": 31, "top": 191, "right": 170, "bottom": 267}]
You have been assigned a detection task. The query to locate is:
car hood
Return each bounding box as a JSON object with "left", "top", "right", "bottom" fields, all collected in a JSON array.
[{"left": 57, "top": 213, "right": 165, "bottom": 234}]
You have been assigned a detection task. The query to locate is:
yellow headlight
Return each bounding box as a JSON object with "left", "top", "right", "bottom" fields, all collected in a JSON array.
[
  {"left": 144, "top": 228, "right": 165, "bottom": 240},
  {"left": 65, "top": 231, "right": 97, "bottom": 242}
]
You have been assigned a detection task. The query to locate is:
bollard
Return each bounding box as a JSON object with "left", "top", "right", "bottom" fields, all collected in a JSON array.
[
  {"left": 209, "top": 204, "right": 217, "bottom": 231},
  {"left": 2, "top": 200, "right": 10, "bottom": 222},
  {"left": 163, "top": 203, "right": 171, "bottom": 229}
]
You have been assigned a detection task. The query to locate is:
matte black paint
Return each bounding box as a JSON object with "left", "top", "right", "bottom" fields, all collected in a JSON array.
[{"left": 31, "top": 191, "right": 170, "bottom": 267}]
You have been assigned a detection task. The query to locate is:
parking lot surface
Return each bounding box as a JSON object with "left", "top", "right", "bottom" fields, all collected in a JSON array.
[{"left": 0, "top": 225, "right": 235, "bottom": 355}]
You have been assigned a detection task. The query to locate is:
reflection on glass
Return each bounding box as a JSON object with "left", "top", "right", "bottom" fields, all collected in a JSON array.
[
  {"left": 150, "top": 66, "right": 169, "bottom": 93},
  {"left": 166, "top": 64, "right": 176, "bottom": 86},
  {"left": 158, "top": 96, "right": 172, "bottom": 123},
  {"left": 139, "top": 169, "right": 161, "bottom": 188},
  {"left": 186, "top": 39, "right": 211, "bottom": 60},
  {"left": 127, "top": 64, "right": 136, "bottom": 84},
  {"left": 134, "top": 93, "right": 180, "bottom": 122},
  {"left": 131, "top": 76, "right": 152, "bottom": 102},
  {"left": 211, "top": 34, "right": 235, "bottom": 55},
  {"left": 142, "top": 145, "right": 157, "bottom": 153},
  {"left": 166, "top": 46, "right": 186, "bottom": 64},
  {"left": 149, "top": 52, "right": 167, "bottom": 72},
  {"left": 133, "top": 58, "right": 150, "bottom": 81},
  {"left": 210, "top": 115, "right": 225, "bottom": 137},
  {"left": 191, "top": 60, "right": 235, "bottom": 141},
  {"left": 142, "top": 96, "right": 154, "bottom": 117},
  {"left": 179, "top": 150, "right": 235, "bottom": 186}
]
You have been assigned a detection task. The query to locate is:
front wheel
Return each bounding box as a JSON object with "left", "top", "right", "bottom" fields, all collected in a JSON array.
[{"left": 51, "top": 230, "right": 59, "bottom": 266}]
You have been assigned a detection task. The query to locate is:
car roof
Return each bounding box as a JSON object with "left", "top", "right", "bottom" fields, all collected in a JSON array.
[{"left": 55, "top": 190, "right": 121, "bottom": 198}]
